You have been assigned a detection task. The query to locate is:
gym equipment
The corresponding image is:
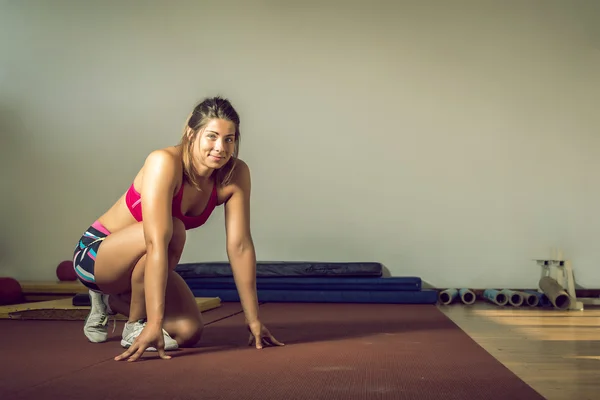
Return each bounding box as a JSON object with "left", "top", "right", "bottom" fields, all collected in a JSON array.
[
  {"left": 438, "top": 288, "right": 459, "bottom": 305},
  {"left": 534, "top": 248, "right": 600, "bottom": 311},
  {"left": 483, "top": 289, "right": 508, "bottom": 306},
  {"left": 176, "top": 261, "right": 383, "bottom": 278},
  {"left": 183, "top": 273, "right": 433, "bottom": 304},
  {"left": 0, "top": 277, "right": 24, "bottom": 305},
  {"left": 518, "top": 290, "right": 540, "bottom": 307},
  {"left": 501, "top": 289, "right": 524, "bottom": 307},
  {"left": 539, "top": 276, "right": 571, "bottom": 310},
  {"left": 179, "top": 261, "right": 432, "bottom": 304},
  {"left": 184, "top": 276, "right": 422, "bottom": 292},
  {"left": 524, "top": 290, "right": 551, "bottom": 307},
  {"left": 458, "top": 288, "right": 476, "bottom": 305},
  {"left": 189, "top": 288, "right": 439, "bottom": 304},
  {"left": 56, "top": 260, "right": 77, "bottom": 281}
]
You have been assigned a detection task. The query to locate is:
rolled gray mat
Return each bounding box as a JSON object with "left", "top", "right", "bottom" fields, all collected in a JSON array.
[{"left": 539, "top": 276, "right": 571, "bottom": 310}]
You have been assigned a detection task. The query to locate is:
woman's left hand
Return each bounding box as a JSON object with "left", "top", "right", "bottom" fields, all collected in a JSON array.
[{"left": 247, "top": 320, "right": 285, "bottom": 349}]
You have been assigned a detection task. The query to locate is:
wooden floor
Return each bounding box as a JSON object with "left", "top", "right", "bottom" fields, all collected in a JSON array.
[{"left": 440, "top": 302, "right": 600, "bottom": 400}]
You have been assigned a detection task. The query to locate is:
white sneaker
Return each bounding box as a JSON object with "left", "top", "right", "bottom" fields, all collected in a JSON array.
[
  {"left": 121, "top": 319, "right": 179, "bottom": 351},
  {"left": 83, "top": 290, "right": 113, "bottom": 343}
]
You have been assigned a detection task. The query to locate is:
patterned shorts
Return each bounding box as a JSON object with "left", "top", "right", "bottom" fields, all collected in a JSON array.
[{"left": 73, "top": 220, "right": 111, "bottom": 292}]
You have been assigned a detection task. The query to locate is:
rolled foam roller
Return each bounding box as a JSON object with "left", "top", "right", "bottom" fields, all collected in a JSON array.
[
  {"left": 483, "top": 289, "right": 508, "bottom": 306},
  {"left": 458, "top": 288, "right": 476, "bottom": 305},
  {"left": 539, "top": 276, "right": 571, "bottom": 310},
  {"left": 501, "top": 289, "right": 524, "bottom": 307},
  {"left": 438, "top": 288, "right": 459, "bottom": 305},
  {"left": 517, "top": 290, "right": 539, "bottom": 307},
  {"left": 524, "top": 290, "right": 551, "bottom": 307}
]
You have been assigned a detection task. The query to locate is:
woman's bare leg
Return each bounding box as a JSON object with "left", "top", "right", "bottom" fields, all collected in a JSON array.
[
  {"left": 94, "top": 218, "right": 187, "bottom": 322},
  {"left": 83, "top": 217, "right": 186, "bottom": 346},
  {"left": 109, "top": 270, "right": 204, "bottom": 347}
]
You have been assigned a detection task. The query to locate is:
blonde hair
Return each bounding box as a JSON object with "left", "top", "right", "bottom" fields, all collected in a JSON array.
[{"left": 179, "top": 96, "right": 241, "bottom": 190}]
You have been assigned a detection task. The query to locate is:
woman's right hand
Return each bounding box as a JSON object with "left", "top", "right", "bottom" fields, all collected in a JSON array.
[{"left": 114, "top": 323, "right": 171, "bottom": 362}]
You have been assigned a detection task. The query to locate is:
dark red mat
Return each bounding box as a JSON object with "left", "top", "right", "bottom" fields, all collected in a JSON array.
[
  {"left": 2, "top": 303, "right": 544, "bottom": 399},
  {"left": 0, "top": 302, "right": 244, "bottom": 397},
  {"left": 201, "top": 301, "right": 245, "bottom": 324}
]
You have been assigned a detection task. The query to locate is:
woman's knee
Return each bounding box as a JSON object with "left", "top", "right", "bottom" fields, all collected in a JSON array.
[{"left": 171, "top": 318, "right": 204, "bottom": 347}]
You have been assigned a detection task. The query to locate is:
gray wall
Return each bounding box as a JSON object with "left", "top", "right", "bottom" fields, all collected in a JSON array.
[{"left": 1, "top": 0, "right": 598, "bottom": 289}]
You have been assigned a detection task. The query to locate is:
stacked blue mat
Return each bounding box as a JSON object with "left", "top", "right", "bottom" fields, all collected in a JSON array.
[{"left": 175, "top": 261, "right": 438, "bottom": 304}]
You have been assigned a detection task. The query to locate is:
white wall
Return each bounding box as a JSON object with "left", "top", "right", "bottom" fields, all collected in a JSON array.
[{"left": 1, "top": 0, "right": 598, "bottom": 289}]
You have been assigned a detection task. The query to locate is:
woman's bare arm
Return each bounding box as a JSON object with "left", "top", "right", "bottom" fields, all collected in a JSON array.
[
  {"left": 224, "top": 160, "right": 259, "bottom": 324},
  {"left": 139, "top": 150, "right": 179, "bottom": 328}
]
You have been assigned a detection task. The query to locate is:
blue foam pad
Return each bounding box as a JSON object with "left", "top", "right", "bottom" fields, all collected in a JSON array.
[
  {"left": 184, "top": 276, "right": 422, "bottom": 291},
  {"left": 190, "top": 288, "right": 439, "bottom": 304}
]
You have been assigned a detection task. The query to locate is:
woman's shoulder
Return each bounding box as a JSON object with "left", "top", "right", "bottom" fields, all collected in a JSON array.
[
  {"left": 142, "top": 146, "right": 183, "bottom": 173},
  {"left": 136, "top": 146, "right": 183, "bottom": 186},
  {"left": 228, "top": 158, "right": 251, "bottom": 186},
  {"left": 146, "top": 146, "right": 182, "bottom": 164},
  {"left": 217, "top": 158, "right": 251, "bottom": 204},
  {"left": 233, "top": 157, "right": 250, "bottom": 174}
]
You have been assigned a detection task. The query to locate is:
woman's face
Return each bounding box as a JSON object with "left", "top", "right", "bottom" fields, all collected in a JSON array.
[{"left": 193, "top": 118, "right": 237, "bottom": 172}]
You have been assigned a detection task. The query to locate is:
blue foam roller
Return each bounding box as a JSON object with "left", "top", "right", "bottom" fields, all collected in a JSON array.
[
  {"left": 483, "top": 289, "right": 508, "bottom": 306},
  {"left": 191, "top": 288, "right": 439, "bottom": 304},
  {"left": 185, "top": 276, "right": 421, "bottom": 292},
  {"left": 524, "top": 290, "right": 552, "bottom": 307}
]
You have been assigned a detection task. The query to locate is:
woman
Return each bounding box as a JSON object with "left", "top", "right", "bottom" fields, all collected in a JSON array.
[{"left": 72, "top": 96, "right": 284, "bottom": 362}]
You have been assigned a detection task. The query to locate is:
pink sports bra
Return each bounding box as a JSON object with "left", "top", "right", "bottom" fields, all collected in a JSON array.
[{"left": 125, "top": 178, "right": 218, "bottom": 230}]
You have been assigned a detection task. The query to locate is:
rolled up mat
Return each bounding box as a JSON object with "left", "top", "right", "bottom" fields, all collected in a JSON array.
[
  {"left": 501, "top": 289, "right": 524, "bottom": 307},
  {"left": 524, "top": 290, "right": 551, "bottom": 307},
  {"left": 483, "top": 289, "right": 508, "bottom": 306},
  {"left": 438, "top": 288, "right": 459, "bottom": 305},
  {"left": 517, "top": 290, "right": 539, "bottom": 307},
  {"left": 459, "top": 288, "right": 476, "bottom": 305},
  {"left": 539, "top": 276, "right": 571, "bottom": 310}
]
